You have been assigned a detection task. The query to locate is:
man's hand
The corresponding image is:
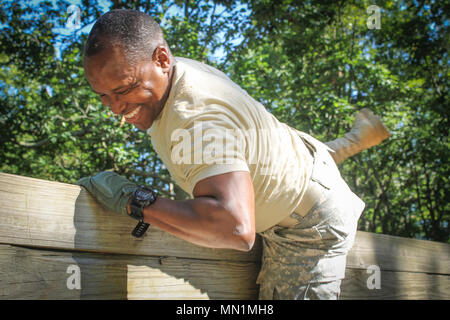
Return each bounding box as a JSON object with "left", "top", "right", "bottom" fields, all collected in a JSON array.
[{"left": 77, "top": 171, "right": 138, "bottom": 216}]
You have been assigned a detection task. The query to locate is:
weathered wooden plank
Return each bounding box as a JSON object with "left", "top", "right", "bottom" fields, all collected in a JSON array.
[
  {"left": 2, "top": 244, "right": 449, "bottom": 300},
  {"left": 1, "top": 172, "right": 449, "bottom": 277},
  {"left": 347, "top": 231, "right": 450, "bottom": 275},
  {"left": 341, "top": 268, "right": 450, "bottom": 300},
  {"left": 0, "top": 172, "right": 262, "bottom": 262},
  {"left": 0, "top": 244, "right": 260, "bottom": 300}
]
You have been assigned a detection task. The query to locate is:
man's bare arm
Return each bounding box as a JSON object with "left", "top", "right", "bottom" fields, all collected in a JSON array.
[{"left": 140, "top": 171, "right": 256, "bottom": 252}]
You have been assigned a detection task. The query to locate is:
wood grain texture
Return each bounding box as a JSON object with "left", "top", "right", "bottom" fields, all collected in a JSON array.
[
  {"left": 2, "top": 244, "right": 449, "bottom": 300},
  {"left": 348, "top": 231, "right": 450, "bottom": 275},
  {"left": 341, "top": 268, "right": 450, "bottom": 300},
  {"left": 2, "top": 172, "right": 449, "bottom": 273},
  {"left": 0, "top": 173, "right": 262, "bottom": 262},
  {"left": 0, "top": 244, "right": 259, "bottom": 300},
  {"left": 1, "top": 172, "right": 449, "bottom": 300}
]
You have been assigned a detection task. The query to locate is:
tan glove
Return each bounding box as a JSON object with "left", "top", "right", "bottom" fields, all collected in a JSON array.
[{"left": 325, "top": 108, "right": 391, "bottom": 164}]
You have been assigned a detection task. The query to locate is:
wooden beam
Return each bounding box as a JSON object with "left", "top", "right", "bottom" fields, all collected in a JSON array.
[
  {"left": 0, "top": 244, "right": 259, "bottom": 300},
  {"left": 348, "top": 231, "right": 450, "bottom": 275},
  {"left": 341, "top": 268, "right": 450, "bottom": 300},
  {"left": 1, "top": 172, "right": 449, "bottom": 300},
  {"left": 2, "top": 244, "right": 449, "bottom": 300},
  {"left": 0, "top": 173, "right": 262, "bottom": 262}
]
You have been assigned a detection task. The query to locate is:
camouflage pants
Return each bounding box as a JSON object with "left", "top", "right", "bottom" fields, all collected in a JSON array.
[{"left": 256, "top": 137, "right": 365, "bottom": 300}]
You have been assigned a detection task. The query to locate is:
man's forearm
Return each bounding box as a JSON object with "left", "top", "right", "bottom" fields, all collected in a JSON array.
[{"left": 141, "top": 196, "right": 255, "bottom": 251}]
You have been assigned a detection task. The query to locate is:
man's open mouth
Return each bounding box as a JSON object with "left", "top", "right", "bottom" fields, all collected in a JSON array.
[{"left": 124, "top": 106, "right": 142, "bottom": 119}]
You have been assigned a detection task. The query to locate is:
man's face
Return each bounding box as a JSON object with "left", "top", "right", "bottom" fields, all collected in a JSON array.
[{"left": 84, "top": 45, "right": 172, "bottom": 130}]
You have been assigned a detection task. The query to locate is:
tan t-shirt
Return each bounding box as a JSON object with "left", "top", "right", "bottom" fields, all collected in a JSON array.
[{"left": 148, "top": 57, "right": 314, "bottom": 232}]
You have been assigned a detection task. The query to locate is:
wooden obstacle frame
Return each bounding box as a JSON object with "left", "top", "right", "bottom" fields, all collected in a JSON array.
[{"left": 0, "top": 173, "right": 449, "bottom": 299}]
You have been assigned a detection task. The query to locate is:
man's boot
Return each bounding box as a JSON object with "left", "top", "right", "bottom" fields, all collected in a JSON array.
[{"left": 325, "top": 108, "right": 391, "bottom": 164}]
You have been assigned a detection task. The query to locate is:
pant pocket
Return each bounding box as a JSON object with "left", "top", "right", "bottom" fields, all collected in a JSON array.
[{"left": 274, "top": 225, "right": 323, "bottom": 243}]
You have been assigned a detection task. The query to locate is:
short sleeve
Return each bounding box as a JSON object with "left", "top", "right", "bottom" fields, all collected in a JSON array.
[{"left": 168, "top": 110, "right": 250, "bottom": 194}]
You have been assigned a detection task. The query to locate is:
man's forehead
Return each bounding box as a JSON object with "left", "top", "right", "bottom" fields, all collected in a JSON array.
[
  {"left": 86, "top": 46, "right": 131, "bottom": 71},
  {"left": 85, "top": 50, "right": 136, "bottom": 91}
]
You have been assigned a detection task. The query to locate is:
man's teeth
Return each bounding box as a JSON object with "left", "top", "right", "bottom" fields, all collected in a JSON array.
[{"left": 124, "top": 106, "right": 142, "bottom": 119}]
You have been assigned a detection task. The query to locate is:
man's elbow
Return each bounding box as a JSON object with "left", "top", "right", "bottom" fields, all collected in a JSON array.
[
  {"left": 214, "top": 197, "right": 255, "bottom": 252},
  {"left": 233, "top": 224, "right": 256, "bottom": 252},
  {"left": 238, "top": 234, "right": 256, "bottom": 252}
]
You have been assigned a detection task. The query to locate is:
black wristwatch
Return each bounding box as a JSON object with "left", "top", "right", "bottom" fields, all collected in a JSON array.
[{"left": 128, "top": 186, "right": 157, "bottom": 238}]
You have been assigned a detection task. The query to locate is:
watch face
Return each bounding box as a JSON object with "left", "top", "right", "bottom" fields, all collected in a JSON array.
[{"left": 136, "top": 189, "right": 154, "bottom": 202}]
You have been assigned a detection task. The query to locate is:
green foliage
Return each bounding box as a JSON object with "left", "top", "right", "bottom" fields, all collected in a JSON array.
[
  {"left": 0, "top": 0, "right": 448, "bottom": 242},
  {"left": 227, "top": 0, "right": 449, "bottom": 242}
]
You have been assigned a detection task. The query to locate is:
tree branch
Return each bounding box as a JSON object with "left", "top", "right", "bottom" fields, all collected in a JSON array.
[
  {"left": 125, "top": 168, "right": 176, "bottom": 186},
  {"left": 15, "top": 123, "right": 93, "bottom": 148},
  {"left": 16, "top": 137, "right": 50, "bottom": 148}
]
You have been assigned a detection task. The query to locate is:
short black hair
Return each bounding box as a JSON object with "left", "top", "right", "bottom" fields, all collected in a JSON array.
[{"left": 84, "top": 9, "right": 169, "bottom": 65}]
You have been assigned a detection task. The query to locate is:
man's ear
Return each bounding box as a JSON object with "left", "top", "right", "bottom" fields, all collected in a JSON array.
[{"left": 153, "top": 46, "right": 171, "bottom": 70}]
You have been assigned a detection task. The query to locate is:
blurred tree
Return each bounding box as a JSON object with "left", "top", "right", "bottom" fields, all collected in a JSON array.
[
  {"left": 0, "top": 0, "right": 243, "bottom": 200},
  {"left": 226, "top": 0, "right": 449, "bottom": 242},
  {"left": 0, "top": 0, "right": 447, "bottom": 242}
]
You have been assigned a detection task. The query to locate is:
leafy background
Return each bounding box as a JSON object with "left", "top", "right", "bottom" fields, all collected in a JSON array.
[{"left": 0, "top": 0, "right": 448, "bottom": 242}]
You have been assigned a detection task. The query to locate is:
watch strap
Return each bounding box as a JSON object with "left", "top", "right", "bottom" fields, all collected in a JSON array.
[
  {"left": 132, "top": 220, "right": 150, "bottom": 238},
  {"left": 129, "top": 186, "right": 157, "bottom": 238},
  {"left": 129, "top": 202, "right": 144, "bottom": 220}
]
